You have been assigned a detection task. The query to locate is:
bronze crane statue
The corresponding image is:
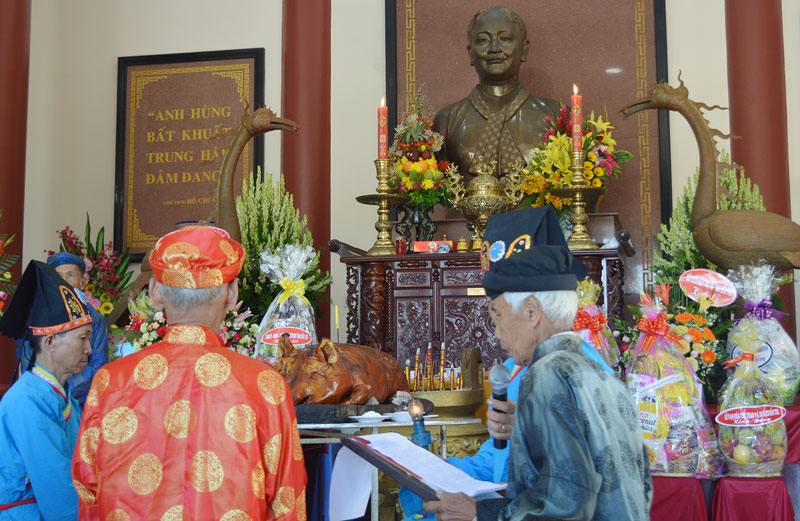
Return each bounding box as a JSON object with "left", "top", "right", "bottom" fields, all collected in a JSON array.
[
  {"left": 215, "top": 107, "right": 299, "bottom": 242},
  {"left": 622, "top": 79, "right": 800, "bottom": 271}
]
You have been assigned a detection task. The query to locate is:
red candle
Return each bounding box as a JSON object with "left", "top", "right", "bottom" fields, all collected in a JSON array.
[
  {"left": 378, "top": 96, "right": 389, "bottom": 159},
  {"left": 571, "top": 84, "right": 582, "bottom": 151}
]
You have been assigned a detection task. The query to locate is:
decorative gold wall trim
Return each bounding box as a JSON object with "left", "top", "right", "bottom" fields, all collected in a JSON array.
[
  {"left": 634, "top": 0, "right": 654, "bottom": 290},
  {"left": 404, "top": 0, "right": 417, "bottom": 114}
]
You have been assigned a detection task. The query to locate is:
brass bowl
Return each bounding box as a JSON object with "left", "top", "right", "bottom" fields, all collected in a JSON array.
[{"left": 411, "top": 389, "right": 485, "bottom": 418}]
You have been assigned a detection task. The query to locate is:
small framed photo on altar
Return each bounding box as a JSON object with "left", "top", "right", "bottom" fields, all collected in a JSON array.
[{"left": 113, "top": 49, "right": 265, "bottom": 261}]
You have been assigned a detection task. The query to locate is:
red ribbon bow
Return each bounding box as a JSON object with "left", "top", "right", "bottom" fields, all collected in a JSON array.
[
  {"left": 722, "top": 352, "right": 755, "bottom": 369},
  {"left": 636, "top": 313, "right": 684, "bottom": 354},
  {"left": 573, "top": 309, "right": 608, "bottom": 350}
]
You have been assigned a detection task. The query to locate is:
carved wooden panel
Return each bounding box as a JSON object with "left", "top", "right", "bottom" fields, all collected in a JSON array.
[
  {"left": 443, "top": 269, "right": 483, "bottom": 287},
  {"left": 606, "top": 258, "right": 625, "bottom": 321},
  {"left": 443, "top": 296, "right": 502, "bottom": 368},
  {"left": 345, "top": 265, "right": 360, "bottom": 344},
  {"left": 395, "top": 299, "right": 432, "bottom": 365},
  {"left": 396, "top": 271, "right": 431, "bottom": 287},
  {"left": 360, "top": 263, "right": 386, "bottom": 351}
]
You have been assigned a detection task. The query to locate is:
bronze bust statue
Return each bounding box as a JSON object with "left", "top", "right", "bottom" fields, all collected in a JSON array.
[{"left": 433, "top": 6, "right": 561, "bottom": 178}]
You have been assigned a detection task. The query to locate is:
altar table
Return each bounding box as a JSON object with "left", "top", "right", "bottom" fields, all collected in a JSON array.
[
  {"left": 651, "top": 476, "right": 710, "bottom": 521},
  {"left": 712, "top": 477, "right": 794, "bottom": 521}
]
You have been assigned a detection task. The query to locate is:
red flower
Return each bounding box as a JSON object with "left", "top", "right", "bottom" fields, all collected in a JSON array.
[
  {"left": 156, "top": 326, "right": 168, "bottom": 338},
  {"left": 127, "top": 315, "right": 144, "bottom": 332},
  {"left": 437, "top": 160, "right": 451, "bottom": 171},
  {"left": 233, "top": 332, "right": 243, "bottom": 342},
  {"left": 619, "top": 342, "right": 629, "bottom": 354}
]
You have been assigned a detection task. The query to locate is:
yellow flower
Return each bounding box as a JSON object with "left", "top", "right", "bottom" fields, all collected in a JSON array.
[
  {"left": 395, "top": 161, "right": 403, "bottom": 172},
  {"left": 100, "top": 292, "right": 112, "bottom": 303},
  {"left": 404, "top": 178, "right": 414, "bottom": 190},
  {"left": 587, "top": 151, "right": 597, "bottom": 162},
  {"left": 679, "top": 340, "right": 691, "bottom": 355},
  {"left": 583, "top": 170, "right": 594, "bottom": 180},
  {"left": 686, "top": 357, "right": 699, "bottom": 373},
  {"left": 584, "top": 161, "right": 593, "bottom": 169},
  {"left": 426, "top": 158, "right": 437, "bottom": 170},
  {"left": 592, "top": 178, "right": 602, "bottom": 187},
  {"left": 2, "top": 272, "right": 10, "bottom": 280},
  {"left": 590, "top": 115, "right": 613, "bottom": 133},
  {"left": 421, "top": 179, "right": 434, "bottom": 190},
  {"left": 85, "top": 283, "right": 96, "bottom": 293},
  {"left": 594, "top": 167, "right": 604, "bottom": 177},
  {"left": 98, "top": 302, "right": 114, "bottom": 315},
  {"left": 419, "top": 145, "right": 427, "bottom": 151},
  {"left": 673, "top": 325, "right": 689, "bottom": 335}
]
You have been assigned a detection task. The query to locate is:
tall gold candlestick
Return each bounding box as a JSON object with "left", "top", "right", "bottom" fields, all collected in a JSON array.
[{"left": 550, "top": 150, "right": 605, "bottom": 250}]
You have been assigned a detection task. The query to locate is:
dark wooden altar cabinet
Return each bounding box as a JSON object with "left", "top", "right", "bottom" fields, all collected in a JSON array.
[{"left": 330, "top": 240, "right": 625, "bottom": 368}]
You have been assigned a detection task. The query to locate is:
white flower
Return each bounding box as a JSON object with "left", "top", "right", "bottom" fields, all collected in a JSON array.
[
  {"left": 154, "top": 311, "right": 164, "bottom": 321},
  {"left": 691, "top": 350, "right": 700, "bottom": 357},
  {"left": 140, "top": 322, "right": 148, "bottom": 333}
]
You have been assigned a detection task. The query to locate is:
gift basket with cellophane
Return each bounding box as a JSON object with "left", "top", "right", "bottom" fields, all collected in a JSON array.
[
  {"left": 626, "top": 293, "right": 723, "bottom": 476},
  {"left": 717, "top": 320, "right": 787, "bottom": 476},
  {"left": 572, "top": 279, "right": 621, "bottom": 377},
  {"left": 255, "top": 245, "right": 318, "bottom": 358},
  {"left": 727, "top": 263, "right": 800, "bottom": 406}
]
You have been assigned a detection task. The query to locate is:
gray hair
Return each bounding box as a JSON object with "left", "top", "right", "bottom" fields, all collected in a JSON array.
[
  {"left": 155, "top": 281, "right": 224, "bottom": 311},
  {"left": 467, "top": 6, "right": 528, "bottom": 44},
  {"left": 502, "top": 290, "right": 578, "bottom": 331}
]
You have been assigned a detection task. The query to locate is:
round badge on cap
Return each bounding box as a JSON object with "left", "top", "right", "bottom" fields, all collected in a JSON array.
[{"left": 489, "top": 241, "right": 506, "bottom": 262}]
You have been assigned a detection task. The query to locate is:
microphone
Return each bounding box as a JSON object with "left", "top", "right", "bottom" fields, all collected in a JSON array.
[{"left": 488, "top": 364, "right": 512, "bottom": 449}]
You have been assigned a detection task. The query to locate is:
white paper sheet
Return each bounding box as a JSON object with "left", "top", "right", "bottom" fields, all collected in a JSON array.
[
  {"left": 329, "top": 447, "right": 374, "bottom": 521},
  {"left": 358, "top": 432, "right": 506, "bottom": 496}
]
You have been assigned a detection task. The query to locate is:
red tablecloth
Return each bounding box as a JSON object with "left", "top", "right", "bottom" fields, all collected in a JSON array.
[
  {"left": 711, "top": 477, "right": 794, "bottom": 521},
  {"left": 707, "top": 404, "right": 800, "bottom": 464},
  {"left": 651, "top": 476, "right": 709, "bottom": 521}
]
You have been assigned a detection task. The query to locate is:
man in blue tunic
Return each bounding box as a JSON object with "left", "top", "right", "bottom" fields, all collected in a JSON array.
[
  {"left": 399, "top": 208, "right": 616, "bottom": 519},
  {"left": 0, "top": 260, "right": 93, "bottom": 520},
  {"left": 427, "top": 212, "right": 651, "bottom": 521},
  {"left": 15, "top": 252, "right": 108, "bottom": 406}
]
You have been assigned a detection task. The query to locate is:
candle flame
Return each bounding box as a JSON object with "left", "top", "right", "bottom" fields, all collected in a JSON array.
[
  {"left": 380, "top": 96, "right": 386, "bottom": 107},
  {"left": 573, "top": 84, "right": 579, "bottom": 95}
]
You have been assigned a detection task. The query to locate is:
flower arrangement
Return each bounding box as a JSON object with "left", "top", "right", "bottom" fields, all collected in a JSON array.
[
  {"left": 113, "top": 289, "right": 260, "bottom": 356},
  {"left": 519, "top": 104, "right": 632, "bottom": 211},
  {"left": 49, "top": 214, "right": 134, "bottom": 314},
  {"left": 236, "top": 168, "right": 331, "bottom": 318},
  {"left": 614, "top": 282, "right": 730, "bottom": 400},
  {"left": 0, "top": 210, "right": 19, "bottom": 317},
  {"left": 388, "top": 98, "right": 453, "bottom": 209}
]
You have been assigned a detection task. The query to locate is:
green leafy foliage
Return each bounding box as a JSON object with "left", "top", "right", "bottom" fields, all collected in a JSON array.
[
  {"left": 236, "top": 169, "right": 332, "bottom": 317},
  {"left": 0, "top": 210, "right": 19, "bottom": 302}
]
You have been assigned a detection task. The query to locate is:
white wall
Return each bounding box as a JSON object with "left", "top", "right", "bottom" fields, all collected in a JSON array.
[
  {"left": 329, "top": 1, "right": 387, "bottom": 333},
  {"left": 24, "top": 0, "right": 284, "bottom": 264}
]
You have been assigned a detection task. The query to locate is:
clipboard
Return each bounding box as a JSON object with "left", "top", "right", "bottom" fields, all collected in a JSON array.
[{"left": 341, "top": 436, "right": 438, "bottom": 501}]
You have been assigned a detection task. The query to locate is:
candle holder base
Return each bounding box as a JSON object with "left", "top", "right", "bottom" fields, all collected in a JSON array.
[{"left": 357, "top": 159, "right": 409, "bottom": 256}]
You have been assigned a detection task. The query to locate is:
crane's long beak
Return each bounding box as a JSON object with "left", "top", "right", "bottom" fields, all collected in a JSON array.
[
  {"left": 620, "top": 97, "right": 653, "bottom": 119},
  {"left": 271, "top": 116, "right": 300, "bottom": 133}
]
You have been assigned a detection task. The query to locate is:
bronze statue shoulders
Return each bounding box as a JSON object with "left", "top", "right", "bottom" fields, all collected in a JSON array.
[{"left": 433, "top": 86, "right": 562, "bottom": 176}]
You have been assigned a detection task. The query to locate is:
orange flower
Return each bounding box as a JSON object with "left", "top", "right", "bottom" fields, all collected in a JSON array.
[
  {"left": 687, "top": 328, "right": 703, "bottom": 343},
  {"left": 693, "top": 315, "right": 708, "bottom": 325},
  {"left": 701, "top": 350, "right": 717, "bottom": 364},
  {"left": 702, "top": 327, "right": 716, "bottom": 341},
  {"left": 675, "top": 312, "right": 694, "bottom": 324}
]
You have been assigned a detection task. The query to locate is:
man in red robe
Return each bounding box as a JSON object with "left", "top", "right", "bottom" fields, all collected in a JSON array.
[{"left": 72, "top": 226, "right": 307, "bottom": 520}]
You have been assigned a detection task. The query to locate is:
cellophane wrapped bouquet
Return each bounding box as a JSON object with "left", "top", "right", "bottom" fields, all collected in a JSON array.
[
  {"left": 727, "top": 262, "right": 800, "bottom": 406},
  {"left": 255, "top": 245, "right": 318, "bottom": 358},
  {"left": 626, "top": 293, "right": 722, "bottom": 476},
  {"left": 717, "top": 321, "right": 787, "bottom": 476},
  {"left": 572, "top": 280, "right": 621, "bottom": 377}
]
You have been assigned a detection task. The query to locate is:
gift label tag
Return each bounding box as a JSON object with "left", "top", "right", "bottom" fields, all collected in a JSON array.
[
  {"left": 716, "top": 405, "right": 787, "bottom": 427},
  {"left": 729, "top": 341, "right": 774, "bottom": 370},
  {"left": 678, "top": 269, "right": 737, "bottom": 307},
  {"left": 261, "top": 327, "right": 313, "bottom": 347}
]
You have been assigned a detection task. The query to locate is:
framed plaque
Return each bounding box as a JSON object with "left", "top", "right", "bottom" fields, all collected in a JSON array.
[
  {"left": 385, "top": 1, "right": 669, "bottom": 296},
  {"left": 114, "top": 48, "right": 264, "bottom": 260}
]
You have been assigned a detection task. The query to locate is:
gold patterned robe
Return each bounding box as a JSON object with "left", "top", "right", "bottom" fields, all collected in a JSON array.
[{"left": 72, "top": 324, "right": 307, "bottom": 521}]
